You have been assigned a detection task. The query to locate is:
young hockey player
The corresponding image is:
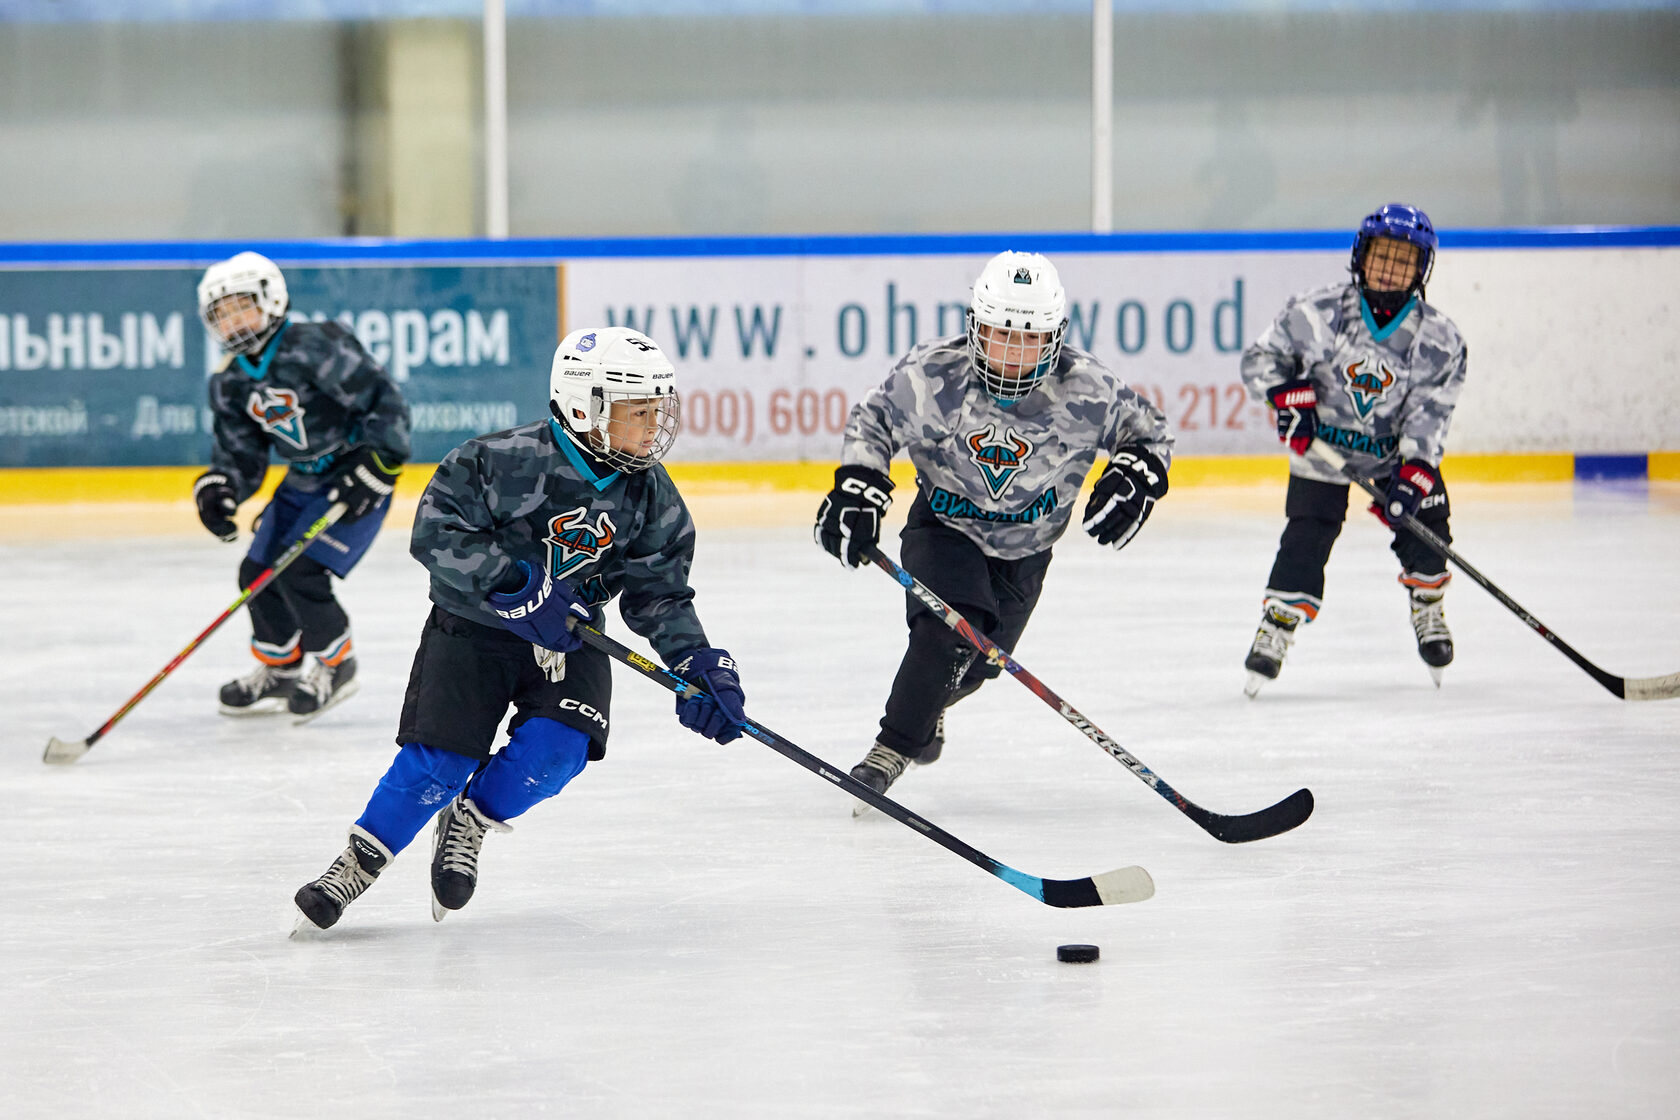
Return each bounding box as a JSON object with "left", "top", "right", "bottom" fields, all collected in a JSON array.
[
  {"left": 293, "top": 326, "right": 746, "bottom": 932},
  {"left": 193, "top": 251, "right": 410, "bottom": 718},
  {"left": 815, "top": 250, "right": 1173, "bottom": 807},
  {"left": 1240, "top": 203, "right": 1468, "bottom": 696}
]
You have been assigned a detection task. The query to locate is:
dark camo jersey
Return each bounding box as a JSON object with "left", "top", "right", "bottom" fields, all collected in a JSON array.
[
  {"left": 1241, "top": 282, "right": 1468, "bottom": 484},
  {"left": 411, "top": 419, "right": 709, "bottom": 665},
  {"left": 842, "top": 337, "right": 1174, "bottom": 561},
  {"left": 207, "top": 317, "right": 411, "bottom": 501}
]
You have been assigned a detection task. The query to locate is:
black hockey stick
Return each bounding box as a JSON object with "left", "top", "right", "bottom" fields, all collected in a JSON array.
[
  {"left": 43, "top": 502, "right": 349, "bottom": 765},
  {"left": 1310, "top": 439, "right": 1680, "bottom": 701},
  {"left": 864, "top": 546, "right": 1314, "bottom": 844},
  {"left": 571, "top": 622, "right": 1154, "bottom": 909}
]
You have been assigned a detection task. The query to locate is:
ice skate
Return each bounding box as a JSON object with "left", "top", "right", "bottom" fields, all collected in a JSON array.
[
  {"left": 1243, "top": 603, "right": 1303, "bottom": 698},
  {"left": 430, "top": 794, "right": 511, "bottom": 921},
  {"left": 289, "top": 654, "right": 360, "bottom": 723},
  {"left": 1409, "top": 586, "right": 1454, "bottom": 686},
  {"left": 292, "top": 826, "right": 391, "bottom": 934},
  {"left": 219, "top": 661, "right": 302, "bottom": 716},
  {"left": 848, "top": 741, "right": 910, "bottom": 819}
]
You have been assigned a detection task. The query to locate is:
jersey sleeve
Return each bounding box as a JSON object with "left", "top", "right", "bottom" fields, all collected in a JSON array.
[
  {"left": 839, "top": 349, "right": 925, "bottom": 475},
  {"left": 1240, "top": 295, "right": 1312, "bottom": 401},
  {"left": 206, "top": 375, "right": 271, "bottom": 502},
  {"left": 1397, "top": 327, "right": 1468, "bottom": 467},
  {"left": 1102, "top": 382, "right": 1175, "bottom": 468},
  {"left": 315, "top": 322, "right": 412, "bottom": 464},
  {"left": 616, "top": 472, "right": 709, "bottom": 664},
  {"left": 409, "top": 441, "right": 518, "bottom": 597}
]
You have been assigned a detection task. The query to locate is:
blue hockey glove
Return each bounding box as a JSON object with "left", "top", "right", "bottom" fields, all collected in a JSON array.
[
  {"left": 1370, "top": 458, "right": 1440, "bottom": 528},
  {"left": 1081, "top": 446, "right": 1169, "bottom": 550},
  {"left": 486, "top": 561, "right": 591, "bottom": 654},
  {"left": 671, "top": 647, "right": 747, "bottom": 744}
]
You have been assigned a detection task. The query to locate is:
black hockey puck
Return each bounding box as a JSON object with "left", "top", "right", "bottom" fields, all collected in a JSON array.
[{"left": 1056, "top": 943, "right": 1099, "bottom": 964}]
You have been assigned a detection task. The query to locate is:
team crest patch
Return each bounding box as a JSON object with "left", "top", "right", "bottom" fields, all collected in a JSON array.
[
  {"left": 1013, "top": 267, "right": 1032, "bottom": 284},
  {"left": 246, "top": 386, "right": 307, "bottom": 450},
  {"left": 966, "top": 424, "right": 1035, "bottom": 498},
  {"left": 1340, "top": 357, "right": 1397, "bottom": 419},
  {"left": 545, "top": 506, "right": 616, "bottom": 580},
  {"left": 576, "top": 332, "right": 597, "bottom": 352}
]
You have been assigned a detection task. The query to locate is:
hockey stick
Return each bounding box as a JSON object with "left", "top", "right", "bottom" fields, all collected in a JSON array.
[
  {"left": 1310, "top": 439, "right": 1680, "bottom": 701},
  {"left": 863, "top": 546, "right": 1314, "bottom": 844},
  {"left": 42, "top": 502, "right": 349, "bottom": 765},
  {"left": 571, "top": 622, "right": 1154, "bottom": 909}
]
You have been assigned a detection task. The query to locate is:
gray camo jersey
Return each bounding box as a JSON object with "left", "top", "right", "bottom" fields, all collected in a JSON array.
[
  {"left": 411, "top": 419, "right": 709, "bottom": 665},
  {"left": 1241, "top": 282, "right": 1468, "bottom": 484},
  {"left": 207, "top": 317, "right": 411, "bottom": 501},
  {"left": 843, "top": 336, "right": 1174, "bottom": 560}
]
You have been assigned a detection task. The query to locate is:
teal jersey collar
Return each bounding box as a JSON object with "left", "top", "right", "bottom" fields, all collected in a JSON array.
[
  {"left": 233, "top": 318, "right": 290, "bottom": 381},
  {"left": 1358, "top": 293, "right": 1417, "bottom": 343},
  {"left": 548, "top": 418, "right": 621, "bottom": 492}
]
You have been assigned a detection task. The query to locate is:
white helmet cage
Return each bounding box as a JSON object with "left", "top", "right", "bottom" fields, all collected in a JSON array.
[
  {"left": 966, "top": 251, "right": 1069, "bottom": 402},
  {"left": 549, "top": 327, "right": 681, "bottom": 473},
  {"left": 197, "top": 251, "right": 290, "bottom": 355}
]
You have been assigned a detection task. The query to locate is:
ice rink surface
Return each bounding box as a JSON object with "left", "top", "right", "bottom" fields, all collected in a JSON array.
[{"left": 4, "top": 480, "right": 1679, "bottom": 1119}]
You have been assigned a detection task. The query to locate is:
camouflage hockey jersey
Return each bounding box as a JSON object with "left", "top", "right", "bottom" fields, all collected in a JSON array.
[
  {"left": 1241, "top": 282, "right": 1468, "bottom": 485},
  {"left": 411, "top": 419, "right": 709, "bottom": 665},
  {"left": 843, "top": 337, "right": 1174, "bottom": 561},
  {"left": 206, "top": 318, "right": 411, "bottom": 501}
]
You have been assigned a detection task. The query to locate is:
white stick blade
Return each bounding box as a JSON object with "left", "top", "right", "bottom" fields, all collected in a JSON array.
[
  {"left": 1092, "top": 865, "right": 1155, "bottom": 905},
  {"left": 43, "top": 737, "right": 90, "bottom": 765},
  {"left": 1624, "top": 672, "right": 1680, "bottom": 702}
]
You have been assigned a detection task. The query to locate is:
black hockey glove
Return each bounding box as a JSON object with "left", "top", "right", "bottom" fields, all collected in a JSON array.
[
  {"left": 814, "top": 464, "right": 894, "bottom": 568},
  {"left": 327, "top": 446, "right": 403, "bottom": 521},
  {"left": 1370, "top": 458, "right": 1440, "bottom": 528},
  {"left": 1266, "top": 379, "right": 1318, "bottom": 457},
  {"left": 192, "top": 471, "right": 239, "bottom": 542},
  {"left": 671, "top": 647, "right": 747, "bottom": 744},
  {"left": 1082, "top": 446, "right": 1169, "bottom": 551}
]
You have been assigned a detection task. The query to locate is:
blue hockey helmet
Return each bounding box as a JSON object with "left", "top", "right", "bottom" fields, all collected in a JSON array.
[{"left": 1350, "top": 203, "right": 1437, "bottom": 297}]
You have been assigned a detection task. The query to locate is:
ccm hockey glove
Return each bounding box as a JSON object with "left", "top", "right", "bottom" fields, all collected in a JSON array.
[
  {"left": 814, "top": 464, "right": 894, "bottom": 568},
  {"left": 486, "top": 561, "right": 591, "bottom": 654},
  {"left": 671, "top": 647, "right": 747, "bottom": 743},
  {"left": 1371, "top": 458, "right": 1441, "bottom": 528},
  {"left": 328, "top": 446, "right": 403, "bottom": 521},
  {"left": 1082, "top": 446, "right": 1169, "bottom": 550},
  {"left": 192, "top": 471, "right": 239, "bottom": 542},
  {"left": 1266, "top": 379, "right": 1318, "bottom": 457}
]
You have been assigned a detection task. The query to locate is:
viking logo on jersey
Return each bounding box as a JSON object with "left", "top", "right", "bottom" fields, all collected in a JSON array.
[
  {"left": 545, "top": 507, "right": 617, "bottom": 580},
  {"left": 966, "top": 424, "right": 1035, "bottom": 498},
  {"left": 1340, "top": 357, "right": 1397, "bottom": 419},
  {"left": 246, "top": 386, "right": 308, "bottom": 450}
]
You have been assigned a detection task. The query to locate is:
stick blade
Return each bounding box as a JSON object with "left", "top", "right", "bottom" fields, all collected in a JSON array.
[
  {"left": 43, "top": 736, "right": 91, "bottom": 765},
  {"left": 1623, "top": 672, "right": 1680, "bottom": 702},
  {"left": 1195, "top": 787, "right": 1315, "bottom": 844},
  {"left": 1040, "top": 865, "right": 1155, "bottom": 908}
]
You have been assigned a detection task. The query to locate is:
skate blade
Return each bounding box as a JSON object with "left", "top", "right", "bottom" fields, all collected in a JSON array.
[
  {"left": 220, "top": 698, "right": 293, "bottom": 718},
  {"left": 1428, "top": 665, "right": 1445, "bottom": 688},
  {"left": 1243, "top": 670, "right": 1270, "bottom": 699},
  {"left": 290, "top": 906, "right": 329, "bottom": 939},
  {"left": 291, "top": 679, "right": 362, "bottom": 726},
  {"left": 43, "top": 736, "right": 90, "bottom": 765}
]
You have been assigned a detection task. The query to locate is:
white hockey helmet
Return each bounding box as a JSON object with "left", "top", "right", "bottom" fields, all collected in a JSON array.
[
  {"left": 549, "top": 326, "right": 681, "bottom": 473},
  {"left": 197, "top": 251, "right": 289, "bottom": 355},
  {"left": 966, "top": 251, "right": 1068, "bottom": 402}
]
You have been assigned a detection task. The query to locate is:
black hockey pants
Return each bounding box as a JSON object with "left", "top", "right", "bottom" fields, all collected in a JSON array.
[
  {"left": 1264, "top": 473, "right": 1452, "bottom": 604},
  {"left": 877, "top": 495, "right": 1052, "bottom": 761},
  {"left": 240, "top": 555, "right": 349, "bottom": 662}
]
